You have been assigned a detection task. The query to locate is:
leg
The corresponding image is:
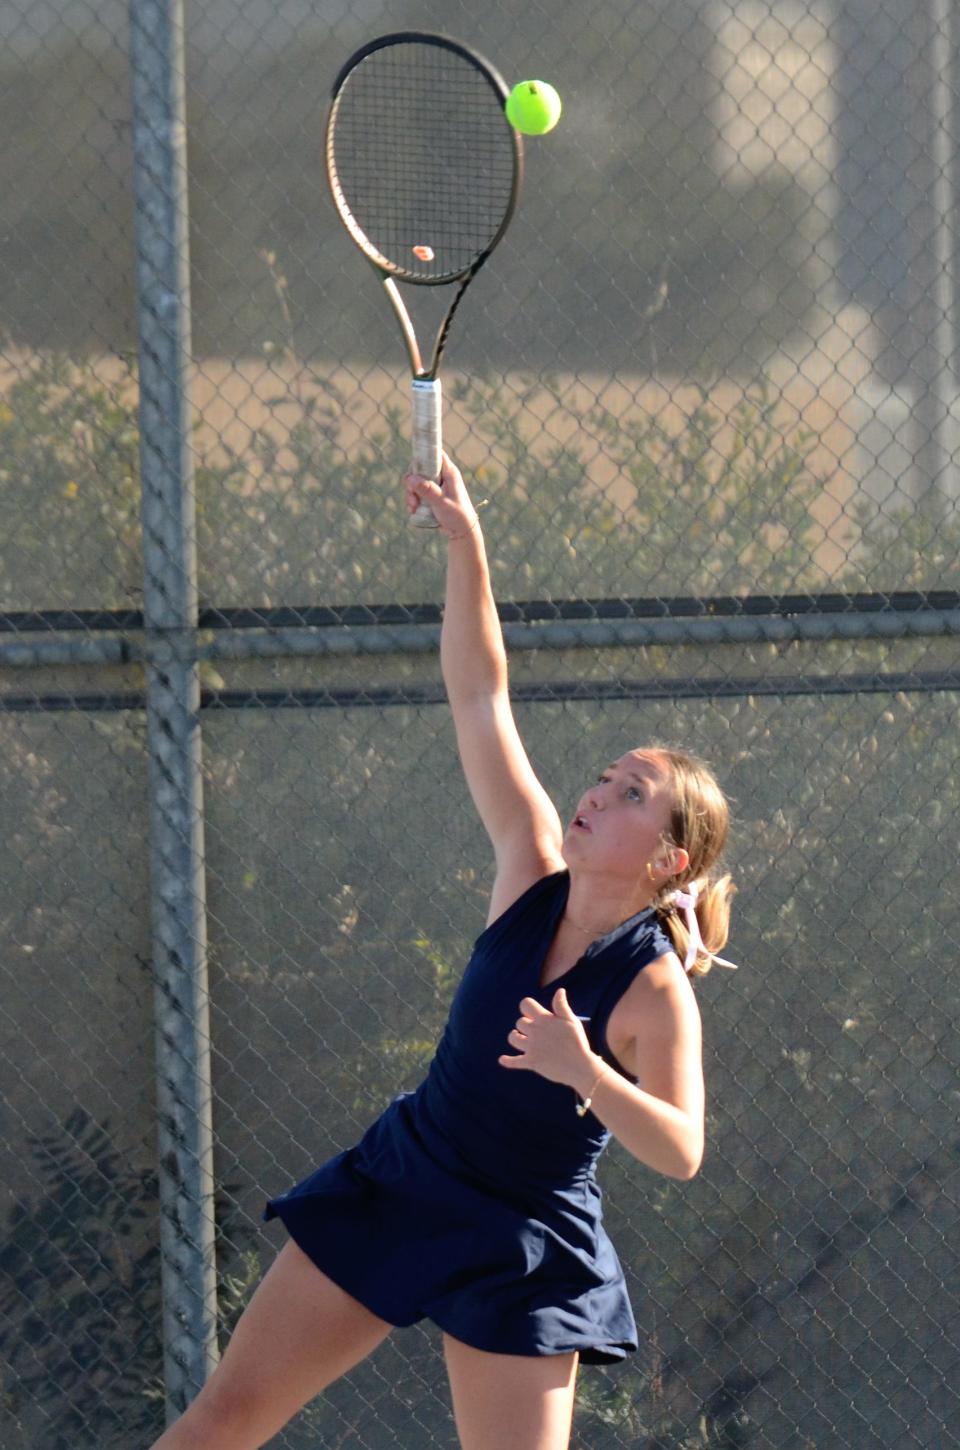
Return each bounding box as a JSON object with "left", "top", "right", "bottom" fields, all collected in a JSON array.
[
  {"left": 151, "top": 1241, "right": 394, "bottom": 1450},
  {"left": 442, "top": 1332, "right": 579, "bottom": 1450}
]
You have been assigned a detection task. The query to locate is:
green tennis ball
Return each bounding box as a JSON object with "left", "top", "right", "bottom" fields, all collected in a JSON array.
[{"left": 505, "top": 80, "right": 562, "bottom": 136}]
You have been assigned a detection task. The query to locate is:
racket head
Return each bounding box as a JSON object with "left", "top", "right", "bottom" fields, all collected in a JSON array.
[{"left": 325, "top": 32, "right": 523, "bottom": 287}]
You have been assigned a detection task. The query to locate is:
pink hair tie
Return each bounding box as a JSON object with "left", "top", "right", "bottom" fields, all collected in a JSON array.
[{"left": 671, "top": 881, "right": 738, "bottom": 971}]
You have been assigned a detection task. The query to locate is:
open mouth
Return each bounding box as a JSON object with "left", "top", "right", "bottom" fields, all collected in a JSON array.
[{"left": 572, "top": 815, "right": 591, "bottom": 832}]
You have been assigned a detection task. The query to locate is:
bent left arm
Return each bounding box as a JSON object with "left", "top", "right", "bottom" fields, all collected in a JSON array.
[
  {"left": 573, "top": 955, "right": 705, "bottom": 1180},
  {"left": 500, "top": 956, "right": 704, "bottom": 1180}
]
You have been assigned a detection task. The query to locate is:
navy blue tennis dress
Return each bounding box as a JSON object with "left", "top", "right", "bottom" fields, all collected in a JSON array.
[{"left": 264, "top": 870, "right": 674, "bottom": 1363}]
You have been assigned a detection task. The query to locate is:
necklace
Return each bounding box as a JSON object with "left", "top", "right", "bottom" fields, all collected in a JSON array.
[{"left": 562, "top": 913, "right": 619, "bottom": 936}]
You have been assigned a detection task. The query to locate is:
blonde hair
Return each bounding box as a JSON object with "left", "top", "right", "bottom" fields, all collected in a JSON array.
[{"left": 643, "top": 743, "right": 736, "bottom": 978}]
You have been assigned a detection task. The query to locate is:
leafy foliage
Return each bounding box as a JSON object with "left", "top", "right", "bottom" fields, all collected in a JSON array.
[
  {"left": 0, "top": 1110, "right": 258, "bottom": 1449},
  {"left": 0, "top": 1111, "right": 164, "bottom": 1447},
  {"left": 8, "top": 345, "right": 954, "bottom": 613},
  {"left": 2, "top": 352, "right": 852, "bottom": 611}
]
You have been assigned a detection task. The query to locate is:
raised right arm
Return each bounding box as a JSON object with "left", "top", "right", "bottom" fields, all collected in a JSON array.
[{"left": 404, "top": 456, "right": 565, "bottom": 924}]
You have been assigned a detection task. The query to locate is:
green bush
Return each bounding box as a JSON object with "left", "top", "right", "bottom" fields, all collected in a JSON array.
[
  {"left": 7, "top": 347, "right": 955, "bottom": 608},
  {"left": 1, "top": 352, "right": 851, "bottom": 610},
  {"left": 0, "top": 1110, "right": 258, "bottom": 1449}
]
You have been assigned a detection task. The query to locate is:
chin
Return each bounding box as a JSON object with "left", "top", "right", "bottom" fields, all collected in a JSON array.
[{"left": 560, "top": 831, "right": 592, "bottom": 866}]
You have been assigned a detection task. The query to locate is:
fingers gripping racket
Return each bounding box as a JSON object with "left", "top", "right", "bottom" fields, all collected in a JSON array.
[{"left": 325, "top": 32, "right": 523, "bottom": 527}]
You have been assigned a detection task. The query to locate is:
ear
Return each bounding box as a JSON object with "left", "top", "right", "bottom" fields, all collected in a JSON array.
[{"left": 665, "top": 846, "right": 690, "bottom": 877}]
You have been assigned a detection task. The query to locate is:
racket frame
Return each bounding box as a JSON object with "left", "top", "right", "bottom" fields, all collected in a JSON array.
[{"left": 325, "top": 31, "right": 523, "bottom": 526}]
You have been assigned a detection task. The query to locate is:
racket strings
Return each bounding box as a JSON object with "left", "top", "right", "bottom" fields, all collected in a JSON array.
[{"left": 328, "top": 43, "right": 517, "bottom": 281}]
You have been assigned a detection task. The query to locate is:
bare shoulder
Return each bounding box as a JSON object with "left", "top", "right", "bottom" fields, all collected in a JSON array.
[
  {"left": 614, "top": 952, "right": 704, "bottom": 1105},
  {"left": 628, "top": 951, "right": 701, "bottom": 1016},
  {"left": 485, "top": 842, "right": 566, "bottom": 927}
]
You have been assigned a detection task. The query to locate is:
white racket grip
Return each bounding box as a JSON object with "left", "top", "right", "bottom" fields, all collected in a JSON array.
[{"left": 410, "top": 378, "right": 442, "bottom": 529}]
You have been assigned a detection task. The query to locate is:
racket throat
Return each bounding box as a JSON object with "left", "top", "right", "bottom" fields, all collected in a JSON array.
[{"left": 382, "top": 277, "right": 430, "bottom": 377}]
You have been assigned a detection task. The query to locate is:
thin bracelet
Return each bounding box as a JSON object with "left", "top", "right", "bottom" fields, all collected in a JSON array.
[
  {"left": 575, "top": 1063, "right": 609, "bottom": 1117},
  {"left": 445, "top": 514, "right": 481, "bottom": 541}
]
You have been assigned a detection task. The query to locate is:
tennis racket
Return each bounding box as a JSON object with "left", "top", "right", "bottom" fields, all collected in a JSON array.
[{"left": 325, "top": 31, "right": 523, "bottom": 527}]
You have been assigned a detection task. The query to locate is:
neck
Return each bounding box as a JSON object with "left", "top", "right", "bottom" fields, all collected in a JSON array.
[{"left": 563, "top": 871, "right": 654, "bottom": 938}]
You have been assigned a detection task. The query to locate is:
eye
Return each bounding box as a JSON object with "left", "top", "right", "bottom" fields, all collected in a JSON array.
[{"left": 626, "top": 785, "right": 643, "bottom": 801}]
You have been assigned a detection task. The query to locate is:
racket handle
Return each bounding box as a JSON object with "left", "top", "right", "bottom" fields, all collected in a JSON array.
[{"left": 410, "top": 378, "right": 442, "bottom": 529}]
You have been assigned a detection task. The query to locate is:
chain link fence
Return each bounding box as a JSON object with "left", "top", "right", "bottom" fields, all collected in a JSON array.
[{"left": 2, "top": 0, "right": 959, "bottom": 1446}]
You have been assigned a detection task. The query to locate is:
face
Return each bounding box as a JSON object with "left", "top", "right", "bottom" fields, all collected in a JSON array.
[{"left": 563, "top": 749, "right": 684, "bottom": 885}]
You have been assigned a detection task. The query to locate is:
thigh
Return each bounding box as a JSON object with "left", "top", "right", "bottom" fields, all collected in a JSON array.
[
  {"left": 166, "top": 1241, "right": 394, "bottom": 1450},
  {"left": 442, "top": 1332, "right": 579, "bottom": 1450}
]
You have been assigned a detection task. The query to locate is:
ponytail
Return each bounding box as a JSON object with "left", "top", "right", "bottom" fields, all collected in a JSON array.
[
  {"left": 659, "top": 873, "right": 737, "bottom": 977},
  {"left": 637, "top": 742, "right": 737, "bottom": 977}
]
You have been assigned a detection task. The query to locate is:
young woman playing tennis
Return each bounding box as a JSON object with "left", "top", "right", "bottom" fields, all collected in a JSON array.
[{"left": 150, "top": 454, "right": 736, "bottom": 1450}]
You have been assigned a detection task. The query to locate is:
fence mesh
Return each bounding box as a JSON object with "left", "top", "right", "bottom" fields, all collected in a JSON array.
[{"left": 1, "top": 0, "right": 958, "bottom": 1447}]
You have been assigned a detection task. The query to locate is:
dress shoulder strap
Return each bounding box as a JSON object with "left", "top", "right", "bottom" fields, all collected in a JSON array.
[{"left": 471, "top": 869, "right": 568, "bottom": 952}]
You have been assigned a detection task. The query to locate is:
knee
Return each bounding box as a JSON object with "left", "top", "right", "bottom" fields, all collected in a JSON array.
[{"left": 171, "top": 1377, "right": 270, "bottom": 1450}]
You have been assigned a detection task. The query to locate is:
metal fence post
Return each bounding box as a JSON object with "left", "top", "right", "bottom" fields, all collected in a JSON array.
[
  {"left": 128, "top": 0, "right": 218, "bottom": 1420},
  {"left": 919, "top": 0, "right": 959, "bottom": 503}
]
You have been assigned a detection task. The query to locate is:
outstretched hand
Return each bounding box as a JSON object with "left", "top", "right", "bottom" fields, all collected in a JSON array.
[
  {"left": 403, "top": 452, "right": 479, "bottom": 538},
  {"left": 499, "top": 988, "right": 596, "bottom": 1086}
]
